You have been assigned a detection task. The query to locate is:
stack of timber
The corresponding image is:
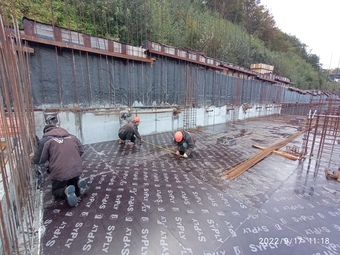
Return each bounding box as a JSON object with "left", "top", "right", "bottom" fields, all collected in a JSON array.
[{"left": 221, "top": 129, "right": 307, "bottom": 180}]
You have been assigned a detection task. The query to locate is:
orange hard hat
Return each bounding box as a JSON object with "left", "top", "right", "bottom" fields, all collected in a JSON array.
[
  {"left": 174, "top": 131, "right": 183, "bottom": 142},
  {"left": 133, "top": 116, "right": 140, "bottom": 122}
]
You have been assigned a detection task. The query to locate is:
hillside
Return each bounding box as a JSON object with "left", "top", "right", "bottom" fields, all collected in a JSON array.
[{"left": 3, "top": 0, "right": 337, "bottom": 90}]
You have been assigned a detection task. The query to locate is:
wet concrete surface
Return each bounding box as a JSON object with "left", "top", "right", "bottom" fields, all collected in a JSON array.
[{"left": 40, "top": 115, "right": 340, "bottom": 255}]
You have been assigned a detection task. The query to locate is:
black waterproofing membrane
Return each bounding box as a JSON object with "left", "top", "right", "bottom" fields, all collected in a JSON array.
[{"left": 40, "top": 116, "right": 340, "bottom": 255}]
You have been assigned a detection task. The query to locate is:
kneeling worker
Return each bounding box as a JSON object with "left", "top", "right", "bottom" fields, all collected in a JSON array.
[
  {"left": 173, "top": 130, "right": 196, "bottom": 158},
  {"left": 118, "top": 116, "right": 144, "bottom": 145},
  {"left": 38, "top": 125, "right": 89, "bottom": 207}
]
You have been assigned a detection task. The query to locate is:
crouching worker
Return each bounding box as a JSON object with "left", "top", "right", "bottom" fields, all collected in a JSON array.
[
  {"left": 38, "top": 125, "right": 89, "bottom": 207},
  {"left": 174, "top": 130, "right": 196, "bottom": 158},
  {"left": 118, "top": 116, "right": 144, "bottom": 145},
  {"left": 31, "top": 124, "right": 56, "bottom": 189}
]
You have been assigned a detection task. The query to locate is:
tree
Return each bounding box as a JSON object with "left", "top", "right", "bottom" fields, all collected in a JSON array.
[{"left": 3, "top": 0, "right": 329, "bottom": 90}]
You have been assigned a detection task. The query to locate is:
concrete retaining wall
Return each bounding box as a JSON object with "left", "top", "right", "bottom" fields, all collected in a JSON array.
[{"left": 34, "top": 104, "right": 281, "bottom": 144}]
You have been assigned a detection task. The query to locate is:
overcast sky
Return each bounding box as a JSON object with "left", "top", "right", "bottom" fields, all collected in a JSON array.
[{"left": 264, "top": 0, "right": 340, "bottom": 69}]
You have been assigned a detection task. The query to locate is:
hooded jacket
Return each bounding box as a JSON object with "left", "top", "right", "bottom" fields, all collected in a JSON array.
[
  {"left": 118, "top": 121, "right": 142, "bottom": 140},
  {"left": 39, "top": 127, "right": 84, "bottom": 181},
  {"left": 31, "top": 135, "right": 53, "bottom": 165}
]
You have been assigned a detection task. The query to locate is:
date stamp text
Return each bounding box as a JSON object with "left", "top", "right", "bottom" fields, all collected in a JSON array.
[{"left": 259, "top": 237, "right": 330, "bottom": 246}]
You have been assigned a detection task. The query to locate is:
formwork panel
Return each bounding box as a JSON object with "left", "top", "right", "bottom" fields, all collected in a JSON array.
[{"left": 39, "top": 116, "right": 340, "bottom": 255}]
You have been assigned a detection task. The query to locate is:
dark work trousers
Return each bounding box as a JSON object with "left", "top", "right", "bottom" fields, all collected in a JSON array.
[
  {"left": 35, "top": 164, "right": 45, "bottom": 189},
  {"left": 179, "top": 133, "right": 196, "bottom": 155},
  {"left": 118, "top": 130, "right": 136, "bottom": 143},
  {"left": 178, "top": 145, "right": 186, "bottom": 155},
  {"left": 51, "top": 176, "right": 80, "bottom": 199}
]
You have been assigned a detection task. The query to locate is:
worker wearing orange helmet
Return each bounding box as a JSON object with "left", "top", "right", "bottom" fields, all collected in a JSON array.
[
  {"left": 118, "top": 116, "right": 144, "bottom": 145},
  {"left": 173, "top": 130, "right": 196, "bottom": 158}
]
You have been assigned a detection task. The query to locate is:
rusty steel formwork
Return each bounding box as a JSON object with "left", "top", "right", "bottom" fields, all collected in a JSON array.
[
  {"left": 0, "top": 12, "right": 39, "bottom": 255},
  {"left": 183, "top": 64, "right": 198, "bottom": 129},
  {"left": 0, "top": 2, "right": 338, "bottom": 254},
  {"left": 300, "top": 97, "right": 340, "bottom": 176},
  {"left": 20, "top": 16, "right": 312, "bottom": 113}
]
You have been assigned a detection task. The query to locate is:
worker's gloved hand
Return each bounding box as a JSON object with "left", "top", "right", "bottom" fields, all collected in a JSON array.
[
  {"left": 175, "top": 151, "right": 180, "bottom": 156},
  {"left": 140, "top": 138, "right": 144, "bottom": 143},
  {"left": 183, "top": 153, "right": 188, "bottom": 158}
]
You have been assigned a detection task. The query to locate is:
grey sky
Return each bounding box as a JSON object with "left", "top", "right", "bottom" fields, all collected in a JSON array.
[{"left": 265, "top": 0, "right": 340, "bottom": 69}]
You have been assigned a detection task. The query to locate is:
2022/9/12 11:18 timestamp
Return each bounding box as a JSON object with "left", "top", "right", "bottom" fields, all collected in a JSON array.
[{"left": 259, "top": 237, "right": 330, "bottom": 245}]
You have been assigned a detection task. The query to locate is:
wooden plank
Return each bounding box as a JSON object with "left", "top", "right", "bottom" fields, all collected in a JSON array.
[
  {"left": 19, "top": 34, "right": 154, "bottom": 63},
  {"left": 147, "top": 48, "right": 226, "bottom": 71},
  {"left": 221, "top": 128, "right": 308, "bottom": 180},
  {"left": 252, "top": 144, "right": 299, "bottom": 160}
]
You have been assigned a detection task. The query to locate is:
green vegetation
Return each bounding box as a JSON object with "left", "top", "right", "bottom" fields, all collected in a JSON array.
[{"left": 2, "top": 0, "right": 338, "bottom": 91}]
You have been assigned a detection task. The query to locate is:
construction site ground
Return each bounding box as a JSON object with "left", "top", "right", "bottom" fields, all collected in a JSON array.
[{"left": 39, "top": 115, "right": 340, "bottom": 255}]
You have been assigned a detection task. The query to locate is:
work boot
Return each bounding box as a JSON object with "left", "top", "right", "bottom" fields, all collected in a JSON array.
[
  {"left": 118, "top": 139, "right": 125, "bottom": 144},
  {"left": 64, "top": 185, "right": 77, "bottom": 207},
  {"left": 125, "top": 140, "right": 135, "bottom": 145},
  {"left": 77, "top": 179, "right": 89, "bottom": 195}
]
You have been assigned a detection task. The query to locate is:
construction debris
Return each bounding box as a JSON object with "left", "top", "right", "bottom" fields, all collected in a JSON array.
[
  {"left": 216, "top": 136, "right": 236, "bottom": 146},
  {"left": 285, "top": 145, "right": 302, "bottom": 158},
  {"left": 322, "top": 186, "right": 338, "bottom": 194},
  {"left": 325, "top": 168, "right": 340, "bottom": 182}
]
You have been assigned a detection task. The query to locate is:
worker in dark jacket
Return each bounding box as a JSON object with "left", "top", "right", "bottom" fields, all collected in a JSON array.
[
  {"left": 31, "top": 124, "right": 55, "bottom": 189},
  {"left": 31, "top": 124, "right": 55, "bottom": 165},
  {"left": 38, "top": 126, "right": 88, "bottom": 207},
  {"left": 173, "top": 130, "right": 196, "bottom": 158},
  {"left": 118, "top": 116, "right": 144, "bottom": 145}
]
